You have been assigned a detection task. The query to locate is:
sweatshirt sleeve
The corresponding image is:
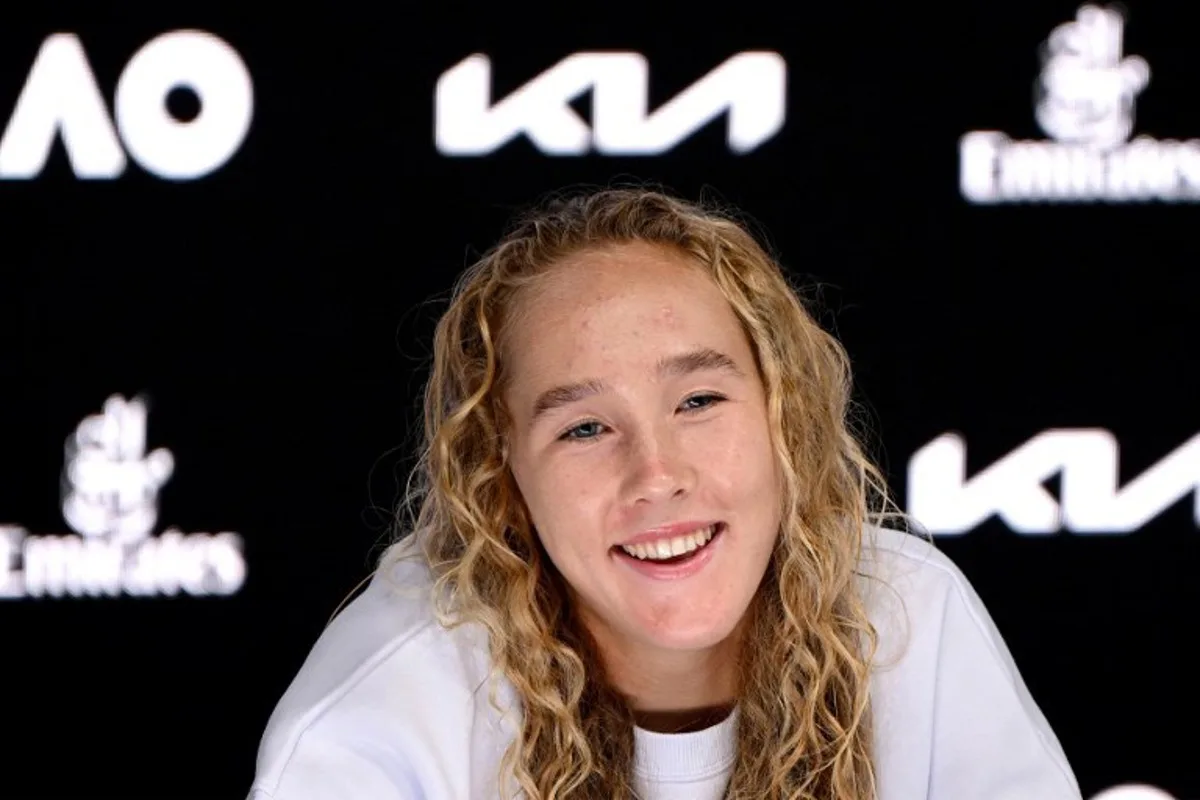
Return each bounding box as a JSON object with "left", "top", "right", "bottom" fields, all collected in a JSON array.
[{"left": 927, "top": 562, "right": 1083, "bottom": 800}]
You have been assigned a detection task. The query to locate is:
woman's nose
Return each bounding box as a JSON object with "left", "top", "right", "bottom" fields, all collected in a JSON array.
[{"left": 622, "top": 432, "right": 696, "bottom": 506}]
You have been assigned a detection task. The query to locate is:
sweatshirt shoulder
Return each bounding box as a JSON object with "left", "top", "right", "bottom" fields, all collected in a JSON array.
[
  {"left": 857, "top": 524, "right": 971, "bottom": 610},
  {"left": 857, "top": 527, "right": 1082, "bottom": 798},
  {"left": 859, "top": 523, "right": 960, "bottom": 582},
  {"left": 250, "top": 535, "right": 498, "bottom": 796},
  {"left": 855, "top": 524, "right": 981, "bottom": 666}
]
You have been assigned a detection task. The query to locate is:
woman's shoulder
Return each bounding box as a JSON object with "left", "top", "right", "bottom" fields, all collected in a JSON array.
[
  {"left": 250, "top": 534, "right": 511, "bottom": 799},
  {"left": 856, "top": 528, "right": 1082, "bottom": 797},
  {"left": 275, "top": 534, "right": 484, "bottom": 698},
  {"left": 856, "top": 522, "right": 1017, "bottom": 684},
  {"left": 858, "top": 523, "right": 964, "bottom": 598},
  {"left": 856, "top": 523, "right": 984, "bottom": 663}
]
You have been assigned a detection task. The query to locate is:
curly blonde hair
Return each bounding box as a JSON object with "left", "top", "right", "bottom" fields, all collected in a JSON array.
[{"left": 394, "top": 187, "right": 902, "bottom": 798}]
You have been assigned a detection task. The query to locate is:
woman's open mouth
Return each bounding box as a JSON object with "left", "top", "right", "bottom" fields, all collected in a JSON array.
[{"left": 611, "top": 522, "right": 725, "bottom": 569}]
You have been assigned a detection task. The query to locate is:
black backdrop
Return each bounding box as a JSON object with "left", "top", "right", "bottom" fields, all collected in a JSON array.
[{"left": 1, "top": 3, "right": 1196, "bottom": 798}]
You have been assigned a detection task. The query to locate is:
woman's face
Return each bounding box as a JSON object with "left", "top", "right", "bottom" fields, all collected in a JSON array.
[{"left": 503, "top": 241, "right": 782, "bottom": 658}]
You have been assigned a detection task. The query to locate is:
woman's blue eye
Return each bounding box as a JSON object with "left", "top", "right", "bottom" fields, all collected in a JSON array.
[
  {"left": 558, "top": 394, "right": 726, "bottom": 442},
  {"left": 561, "top": 421, "right": 604, "bottom": 441},
  {"left": 681, "top": 393, "right": 724, "bottom": 412}
]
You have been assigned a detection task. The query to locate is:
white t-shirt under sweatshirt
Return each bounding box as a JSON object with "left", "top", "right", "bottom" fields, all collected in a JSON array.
[{"left": 248, "top": 526, "right": 1082, "bottom": 799}]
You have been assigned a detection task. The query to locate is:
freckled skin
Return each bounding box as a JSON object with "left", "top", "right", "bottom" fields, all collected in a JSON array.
[{"left": 503, "top": 242, "right": 782, "bottom": 711}]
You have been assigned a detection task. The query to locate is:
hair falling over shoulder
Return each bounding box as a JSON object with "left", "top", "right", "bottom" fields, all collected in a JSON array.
[{"left": 391, "top": 185, "right": 903, "bottom": 799}]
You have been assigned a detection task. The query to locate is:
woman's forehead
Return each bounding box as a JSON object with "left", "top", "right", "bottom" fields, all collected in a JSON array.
[
  {"left": 522, "top": 245, "right": 716, "bottom": 314},
  {"left": 503, "top": 256, "right": 749, "bottom": 386},
  {"left": 521, "top": 263, "right": 729, "bottom": 337}
]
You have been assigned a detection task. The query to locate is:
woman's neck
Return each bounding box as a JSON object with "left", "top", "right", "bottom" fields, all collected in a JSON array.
[
  {"left": 589, "top": 625, "right": 744, "bottom": 733},
  {"left": 632, "top": 703, "right": 737, "bottom": 733}
]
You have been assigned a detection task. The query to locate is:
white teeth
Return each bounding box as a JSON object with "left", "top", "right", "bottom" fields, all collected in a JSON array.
[{"left": 620, "top": 524, "right": 718, "bottom": 561}]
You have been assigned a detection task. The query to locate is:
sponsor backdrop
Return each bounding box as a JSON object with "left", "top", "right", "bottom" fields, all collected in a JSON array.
[{"left": 0, "top": 2, "right": 1195, "bottom": 798}]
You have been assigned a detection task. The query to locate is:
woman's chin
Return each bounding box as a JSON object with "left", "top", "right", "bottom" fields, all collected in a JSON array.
[{"left": 630, "top": 609, "right": 746, "bottom": 653}]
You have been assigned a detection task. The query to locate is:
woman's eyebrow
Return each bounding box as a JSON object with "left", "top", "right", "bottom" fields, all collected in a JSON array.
[{"left": 530, "top": 348, "right": 743, "bottom": 421}]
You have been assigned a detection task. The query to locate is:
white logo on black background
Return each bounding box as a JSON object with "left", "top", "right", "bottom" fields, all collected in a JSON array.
[
  {"left": 907, "top": 429, "right": 1200, "bottom": 535},
  {"left": 0, "top": 30, "right": 253, "bottom": 181},
  {"left": 61, "top": 395, "right": 175, "bottom": 546},
  {"left": 1089, "top": 784, "right": 1179, "bottom": 800},
  {"left": 0, "top": 394, "right": 246, "bottom": 599},
  {"left": 1033, "top": 4, "right": 1149, "bottom": 150},
  {"left": 435, "top": 51, "right": 786, "bottom": 156},
  {"left": 959, "top": 4, "right": 1200, "bottom": 203}
]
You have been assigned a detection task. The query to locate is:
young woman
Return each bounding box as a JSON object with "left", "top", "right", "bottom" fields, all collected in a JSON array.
[{"left": 249, "top": 188, "right": 1082, "bottom": 799}]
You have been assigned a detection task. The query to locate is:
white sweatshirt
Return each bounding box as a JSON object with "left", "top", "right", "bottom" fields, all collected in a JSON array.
[{"left": 249, "top": 527, "right": 1082, "bottom": 799}]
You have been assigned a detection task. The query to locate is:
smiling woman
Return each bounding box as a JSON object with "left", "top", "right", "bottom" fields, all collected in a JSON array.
[{"left": 248, "top": 187, "right": 1083, "bottom": 799}]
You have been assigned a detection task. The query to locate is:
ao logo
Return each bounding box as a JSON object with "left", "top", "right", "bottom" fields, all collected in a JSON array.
[{"left": 0, "top": 30, "right": 253, "bottom": 180}]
